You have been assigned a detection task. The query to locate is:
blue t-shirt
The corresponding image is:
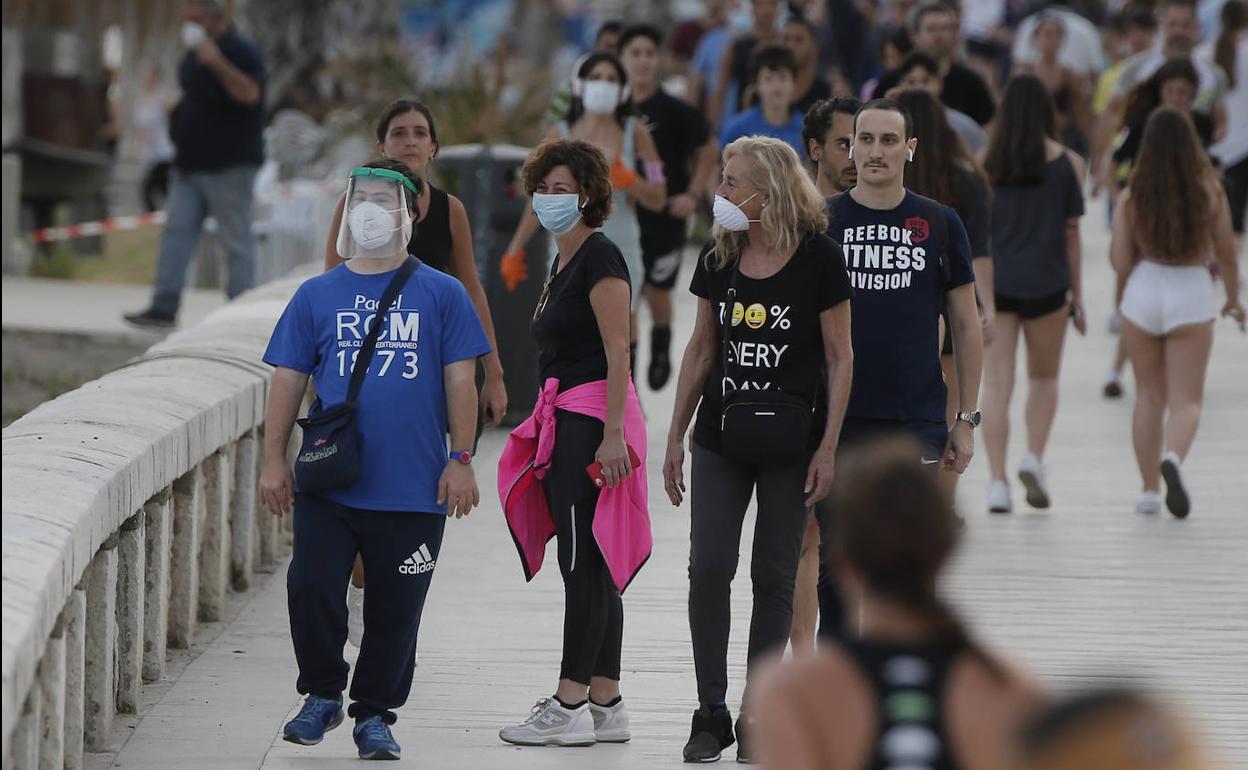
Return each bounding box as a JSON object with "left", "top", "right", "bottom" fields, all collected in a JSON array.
[
  {"left": 828, "top": 191, "right": 975, "bottom": 423},
  {"left": 718, "top": 106, "right": 805, "bottom": 157},
  {"left": 263, "top": 262, "right": 490, "bottom": 513}
]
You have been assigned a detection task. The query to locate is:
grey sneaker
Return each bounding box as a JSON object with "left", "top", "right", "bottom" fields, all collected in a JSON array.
[
  {"left": 499, "top": 697, "right": 596, "bottom": 747},
  {"left": 589, "top": 698, "right": 631, "bottom": 743}
]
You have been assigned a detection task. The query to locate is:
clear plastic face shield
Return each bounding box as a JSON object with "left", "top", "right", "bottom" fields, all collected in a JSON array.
[{"left": 335, "top": 167, "right": 420, "bottom": 260}]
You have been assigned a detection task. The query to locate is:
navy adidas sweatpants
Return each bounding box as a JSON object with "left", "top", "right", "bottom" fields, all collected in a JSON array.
[{"left": 287, "top": 493, "right": 446, "bottom": 723}]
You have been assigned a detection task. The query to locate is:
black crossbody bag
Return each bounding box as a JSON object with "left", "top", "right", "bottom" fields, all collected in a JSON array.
[
  {"left": 717, "top": 259, "right": 814, "bottom": 466},
  {"left": 294, "top": 257, "right": 418, "bottom": 492}
]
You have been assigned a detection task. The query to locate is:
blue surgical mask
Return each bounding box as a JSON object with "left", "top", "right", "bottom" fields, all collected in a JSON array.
[{"left": 532, "top": 193, "right": 583, "bottom": 235}]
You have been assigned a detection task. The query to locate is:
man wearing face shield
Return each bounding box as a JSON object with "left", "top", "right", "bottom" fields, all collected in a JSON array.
[{"left": 260, "top": 160, "right": 490, "bottom": 759}]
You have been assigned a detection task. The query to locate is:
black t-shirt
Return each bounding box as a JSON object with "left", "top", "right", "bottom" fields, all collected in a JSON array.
[
  {"left": 172, "top": 27, "right": 266, "bottom": 172},
  {"left": 828, "top": 191, "right": 975, "bottom": 423},
  {"left": 689, "top": 233, "right": 853, "bottom": 453},
  {"left": 531, "top": 233, "right": 632, "bottom": 391},
  {"left": 952, "top": 166, "right": 991, "bottom": 258},
  {"left": 793, "top": 77, "right": 834, "bottom": 118},
  {"left": 635, "top": 89, "right": 713, "bottom": 254},
  {"left": 940, "top": 62, "right": 995, "bottom": 126}
]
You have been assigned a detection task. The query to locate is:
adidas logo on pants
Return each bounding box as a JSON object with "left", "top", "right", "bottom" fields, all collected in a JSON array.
[{"left": 399, "top": 544, "right": 436, "bottom": 575}]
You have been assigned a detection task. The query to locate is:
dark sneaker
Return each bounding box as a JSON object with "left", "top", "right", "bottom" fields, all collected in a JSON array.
[
  {"left": 647, "top": 326, "right": 673, "bottom": 391},
  {"left": 353, "top": 716, "right": 401, "bottom": 760},
  {"left": 735, "top": 715, "right": 754, "bottom": 764},
  {"left": 122, "top": 309, "right": 176, "bottom": 329},
  {"left": 1160, "top": 452, "right": 1190, "bottom": 519},
  {"left": 282, "top": 695, "right": 344, "bottom": 745},
  {"left": 683, "top": 704, "right": 734, "bottom": 763}
]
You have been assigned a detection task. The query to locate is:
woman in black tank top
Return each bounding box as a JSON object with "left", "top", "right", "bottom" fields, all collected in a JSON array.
[
  {"left": 324, "top": 100, "right": 507, "bottom": 425},
  {"left": 752, "top": 437, "right": 1043, "bottom": 770},
  {"left": 323, "top": 100, "right": 508, "bottom": 647}
]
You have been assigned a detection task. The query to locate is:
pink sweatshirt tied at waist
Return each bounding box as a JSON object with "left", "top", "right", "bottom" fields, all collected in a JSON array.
[{"left": 497, "top": 377, "right": 651, "bottom": 593}]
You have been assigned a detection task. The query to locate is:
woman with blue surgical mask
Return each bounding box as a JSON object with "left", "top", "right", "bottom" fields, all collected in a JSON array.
[
  {"left": 497, "top": 139, "right": 651, "bottom": 749},
  {"left": 501, "top": 52, "right": 667, "bottom": 380}
]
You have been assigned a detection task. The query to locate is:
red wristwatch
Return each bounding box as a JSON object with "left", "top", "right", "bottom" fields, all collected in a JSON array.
[{"left": 450, "top": 450, "right": 472, "bottom": 465}]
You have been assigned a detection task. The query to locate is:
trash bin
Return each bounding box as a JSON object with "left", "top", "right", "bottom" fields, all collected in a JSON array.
[{"left": 434, "top": 144, "right": 547, "bottom": 426}]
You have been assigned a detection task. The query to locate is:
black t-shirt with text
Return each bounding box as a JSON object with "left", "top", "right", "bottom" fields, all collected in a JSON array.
[
  {"left": 828, "top": 191, "right": 975, "bottom": 423},
  {"left": 636, "top": 89, "right": 713, "bottom": 254},
  {"left": 532, "top": 233, "right": 632, "bottom": 391},
  {"left": 690, "top": 233, "right": 853, "bottom": 453}
]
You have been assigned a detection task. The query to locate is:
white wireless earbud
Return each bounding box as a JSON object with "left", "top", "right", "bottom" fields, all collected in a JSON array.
[
  {"left": 907, "top": 148, "right": 915, "bottom": 162},
  {"left": 848, "top": 145, "right": 855, "bottom": 160}
]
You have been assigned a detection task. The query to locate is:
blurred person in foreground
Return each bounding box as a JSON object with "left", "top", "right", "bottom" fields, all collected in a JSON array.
[
  {"left": 1017, "top": 688, "right": 1212, "bottom": 770},
  {"left": 752, "top": 435, "right": 1044, "bottom": 770},
  {"left": 1110, "top": 107, "right": 1243, "bottom": 518},
  {"left": 125, "top": 0, "right": 265, "bottom": 328}
]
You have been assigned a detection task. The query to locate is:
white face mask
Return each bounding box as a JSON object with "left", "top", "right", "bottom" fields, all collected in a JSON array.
[
  {"left": 712, "top": 193, "right": 759, "bottom": 232},
  {"left": 582, "top": 81, "right": 622, "bottom": 114},
  {"left": 347, "top": 201, "right": 403, "bottom": 255},
  {"left": 181, "top": 21, "right": 208, "bottom": 49}
]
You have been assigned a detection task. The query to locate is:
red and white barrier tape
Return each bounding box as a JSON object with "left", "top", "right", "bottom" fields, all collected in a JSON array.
[{"left": 28, "top": 179, "right": 342, "bottom": 244}]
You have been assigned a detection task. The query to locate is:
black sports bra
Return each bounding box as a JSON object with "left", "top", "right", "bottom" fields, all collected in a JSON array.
[{"left": 841, "top": 637, "right": 965, "bottom": 770}]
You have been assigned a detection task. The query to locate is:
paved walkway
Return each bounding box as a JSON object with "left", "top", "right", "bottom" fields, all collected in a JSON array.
[
  {"left": 1, "top": 276, "right": 226, "bottom": 342},
  {"left": 90, "top": 200, "right": 1247, "bottom": 769}
]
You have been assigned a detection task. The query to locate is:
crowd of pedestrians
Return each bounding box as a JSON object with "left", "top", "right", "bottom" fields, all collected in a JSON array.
[{"left": 244, "top": 0, "right": 1243, "bottom": 764}]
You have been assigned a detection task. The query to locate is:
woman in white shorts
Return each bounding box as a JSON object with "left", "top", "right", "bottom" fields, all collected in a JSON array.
[{"left": 1110, "top": 108, "right": 1245, "bottom": 518}]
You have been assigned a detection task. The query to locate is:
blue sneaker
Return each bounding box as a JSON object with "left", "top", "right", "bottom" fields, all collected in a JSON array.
[
  {"left": 354, "top": 716, "right": 401, "bottom": 760},
  {"left": 282, "top": 695, "right": 344, "bottom": 745}
]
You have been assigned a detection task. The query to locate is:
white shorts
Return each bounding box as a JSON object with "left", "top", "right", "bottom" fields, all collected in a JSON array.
[{"left": 1119, "top": 260, "right": 1215, "bottom": 336}]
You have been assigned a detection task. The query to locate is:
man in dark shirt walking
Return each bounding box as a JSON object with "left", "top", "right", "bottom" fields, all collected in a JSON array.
[
  {"left": 909, "top": 2, "right": 996, "bottom": 126},
  {"left": 126, "top": 0, "right": 266, "bottom": 328},
  {"left": 817, "top": 99, "right": 984, "bottom": 639}
]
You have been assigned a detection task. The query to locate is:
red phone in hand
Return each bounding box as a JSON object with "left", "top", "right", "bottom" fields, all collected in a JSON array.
[{"left": 586, "top": 446, "right": 642, "bottom": 488}]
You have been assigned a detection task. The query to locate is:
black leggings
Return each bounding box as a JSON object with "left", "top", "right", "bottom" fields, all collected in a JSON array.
[
  {"left": 543, "top": 411, "right": 623, "bottom": 684},
  {"left": 688, "top": 442, "right": 809, "bottom": 707}
]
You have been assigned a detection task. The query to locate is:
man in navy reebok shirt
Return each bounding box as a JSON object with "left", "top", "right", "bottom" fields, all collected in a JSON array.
[
  {"left": 259, "top": 160, "right": 490, "bottom": 759},
  {"left": 817, "top": 99, "right": 984, "bottom": 639}
]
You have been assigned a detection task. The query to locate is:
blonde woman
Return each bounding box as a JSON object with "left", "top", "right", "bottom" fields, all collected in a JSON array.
[{"left": 663, "top": 135, "right": 854, "bottom": 763}]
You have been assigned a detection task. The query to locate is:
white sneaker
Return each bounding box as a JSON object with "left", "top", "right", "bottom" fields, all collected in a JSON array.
[
  {"left": 1136, "top": 490, "right": 1162, "bottom": 515},
  {"left": 589, "top": 698, "right": 631, "bottom": 743},
  {"left": 499, "top": 697, "right": 596, "bottom": 747},
  {"left": 987, "top": 480, "right": 1012, "bottom": 513},
  {"left": 1160, "top": 452, "right": 1191, "bottom": 518},
  {"left": 347, "top": 584, "right": 364, "bottom": 648},
  {"left": 1018, "top": 453, "right": 1051, "bottom": 509}
]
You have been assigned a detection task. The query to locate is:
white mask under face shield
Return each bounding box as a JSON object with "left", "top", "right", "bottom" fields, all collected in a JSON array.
[{"left": 335, "top": 167, "right": 421, "bottom": 260}]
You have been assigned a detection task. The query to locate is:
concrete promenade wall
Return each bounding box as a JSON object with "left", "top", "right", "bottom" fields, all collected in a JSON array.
[{"left": 1, "top": 274, "right": 306, "bottom": 769}]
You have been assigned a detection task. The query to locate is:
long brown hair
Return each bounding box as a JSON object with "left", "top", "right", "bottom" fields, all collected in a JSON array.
[
  {"left": 984, "top": 75, "right": 1057, "bottom": 187},
  {"left": 1215, "top": 0, "right": 1246, "bottom": 88},
  {"left": 829, "top": 436, "right": 1002, "bottom": 677},
  {"left": 1128, "top": 108, "right": 1216, "bottom": 263},
  {"left": 897, "top": 89, "right": 989, "bottom": 213}
]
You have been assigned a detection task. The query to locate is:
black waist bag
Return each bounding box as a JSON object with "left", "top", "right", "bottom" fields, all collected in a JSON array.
[
  {"left": 294, "top": 258, "right": 417, "bottom": 492},
  {"left": 717, "top": 260, "right": 813, "bottom": 466}
]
